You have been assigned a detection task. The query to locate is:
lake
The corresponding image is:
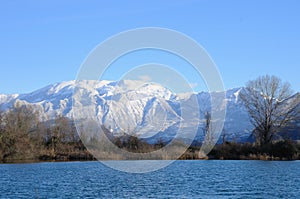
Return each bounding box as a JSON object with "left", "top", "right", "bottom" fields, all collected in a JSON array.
[{"left": 0, "top": 160, "right": 299, "bottom": 198}]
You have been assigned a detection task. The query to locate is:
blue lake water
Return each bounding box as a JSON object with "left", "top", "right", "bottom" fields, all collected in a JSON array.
[{"left": 0, "top": 160, "right": 299, "bottom": 198}]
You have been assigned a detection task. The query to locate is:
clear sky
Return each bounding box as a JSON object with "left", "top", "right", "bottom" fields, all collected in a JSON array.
[{"left": 0, "top": 0, "right": 299, "bottom": 94}]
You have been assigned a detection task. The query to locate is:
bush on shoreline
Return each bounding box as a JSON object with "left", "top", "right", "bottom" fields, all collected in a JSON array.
[{"left": 207, "top": 140, "right": 299, "bottom": 160}]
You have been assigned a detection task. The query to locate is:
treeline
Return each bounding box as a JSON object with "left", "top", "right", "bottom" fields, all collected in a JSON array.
[
  {"left": 87, "top": 131, "right": 300, "bottom": 160},
  {"left": 207, "top": 140, "right": 300, "bottom": 160},
  {"left": 0, "top": 103, "right": 94, "bottom": 163},
  {"left": 0, "top": 103, "right": 299, "bottom": 163}
]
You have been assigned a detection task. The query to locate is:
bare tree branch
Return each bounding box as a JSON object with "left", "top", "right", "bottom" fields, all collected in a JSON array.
[{"left": 240, "top": 75, "right": 300, "bottom": 146}]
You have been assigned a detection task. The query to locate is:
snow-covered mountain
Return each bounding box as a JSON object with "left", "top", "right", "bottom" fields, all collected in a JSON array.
[{"left": 0, "top": 80, "right": 258, "bottom": 142}]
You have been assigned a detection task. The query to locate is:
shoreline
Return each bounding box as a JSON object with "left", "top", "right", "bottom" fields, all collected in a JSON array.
[{"left": 1, "top": 156, "right": 299, "bottom": 164}]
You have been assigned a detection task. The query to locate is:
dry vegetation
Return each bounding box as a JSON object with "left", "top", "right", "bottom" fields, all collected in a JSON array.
[{"left": 0, "top": 103, "right": 298, "bottom": 163}]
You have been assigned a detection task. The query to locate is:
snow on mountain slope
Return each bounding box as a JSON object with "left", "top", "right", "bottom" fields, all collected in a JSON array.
[{"left": 0, "top": 80, "right": 257, "bottom": 142}]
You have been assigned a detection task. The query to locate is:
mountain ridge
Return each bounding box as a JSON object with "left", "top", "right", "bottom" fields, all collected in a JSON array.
[{"left": 0, "top": 80, "right": 298, "bottom": 143}]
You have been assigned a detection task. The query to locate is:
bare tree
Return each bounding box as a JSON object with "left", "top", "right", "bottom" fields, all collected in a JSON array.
[
  {"left": 221, "top": 128, "right": 227, "bottom": 145},
  {"left": 0, "top": 110, "right": 12, "bottom": 161},
  {"left": 203, "top": 111, "right": 213, "bottom": 146},
  {"left": 48, "top": 115, "right": 71, "bottom": 156},
  {"left": 1, "top": 102, "right": 39, "bottom": 160},
  {"left": 240, "top": 75, "right": 300, "bottom": 146}
]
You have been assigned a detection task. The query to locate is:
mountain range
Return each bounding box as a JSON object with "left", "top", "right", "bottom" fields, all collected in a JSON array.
[{"left": 0, "top": 80, "right": 299, "bottom": 143}]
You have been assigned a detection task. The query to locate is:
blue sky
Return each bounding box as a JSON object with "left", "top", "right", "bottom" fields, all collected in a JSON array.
[{"left": 0, "top": 0, "right": 299, "bottom": 94}]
